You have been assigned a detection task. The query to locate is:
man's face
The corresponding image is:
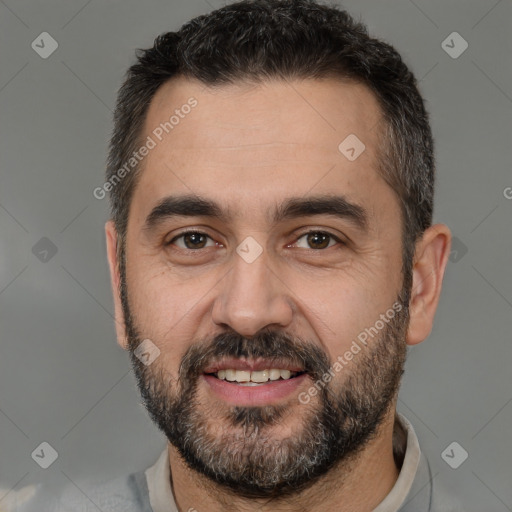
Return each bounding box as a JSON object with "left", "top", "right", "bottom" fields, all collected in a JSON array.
[{"left": 118, "top": 77, "right": 409, "bottom": 496}]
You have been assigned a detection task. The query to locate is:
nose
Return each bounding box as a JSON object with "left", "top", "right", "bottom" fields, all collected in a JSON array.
[{"left": 211, "top": 245, "right": 294, "bottom": 337}]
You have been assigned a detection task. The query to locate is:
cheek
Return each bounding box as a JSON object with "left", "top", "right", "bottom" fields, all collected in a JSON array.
[
  {"left": 304, "top": 287, "right": 378, "bottom": 359},
  {"left": 126, "top": 261, "right": 217, "bottom": 348},
  {"left": 289, "top": 262, "right": 399, "bottom": 361}
]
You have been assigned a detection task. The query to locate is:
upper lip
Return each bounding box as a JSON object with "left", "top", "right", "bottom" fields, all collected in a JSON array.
[{"left": 203, "top": 358, "right": 305, "bottom": 373}]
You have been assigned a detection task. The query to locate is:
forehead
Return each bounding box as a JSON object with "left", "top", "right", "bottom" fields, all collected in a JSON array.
[{"left": 129, "top": 76, "right": 394, "bottom": 229}]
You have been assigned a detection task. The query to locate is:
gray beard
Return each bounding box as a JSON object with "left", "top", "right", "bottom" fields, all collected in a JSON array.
[{"left": 121, "top": 277, "right": 409, "bottom": 499}]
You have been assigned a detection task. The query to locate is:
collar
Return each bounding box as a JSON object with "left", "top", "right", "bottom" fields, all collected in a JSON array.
[
  {"left": 145, "top": 444, "right": 177, "bottom": 512},
  {"left": 372, "top": 413, "right": 421, "bottom": 511}
]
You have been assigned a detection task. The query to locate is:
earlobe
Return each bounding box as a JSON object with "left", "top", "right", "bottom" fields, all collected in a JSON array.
[
  {"left": 105, "top": 220, "right": 129, "bottom": 350},
  {"left": 406, "top": 224, "right": 452, "bottom": 346}
]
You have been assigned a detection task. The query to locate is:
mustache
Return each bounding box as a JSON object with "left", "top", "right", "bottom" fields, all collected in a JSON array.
[{"left": 179, "top": 330, "right": 332, "bottom": 381}]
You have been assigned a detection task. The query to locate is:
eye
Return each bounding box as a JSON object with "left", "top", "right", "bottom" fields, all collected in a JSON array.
[
  {"left": 293, "top": 231, "right": 342, "bottom": 250},
  {"left": 167, "top": 231, "right": 217, "bottom": 250}
]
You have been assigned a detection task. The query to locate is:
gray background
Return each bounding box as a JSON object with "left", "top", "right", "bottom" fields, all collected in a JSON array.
[{"left": 0, "top": 0, "right": 511, "bottom": 510}]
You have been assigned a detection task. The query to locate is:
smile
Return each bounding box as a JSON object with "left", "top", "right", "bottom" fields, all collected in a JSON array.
[{"left": 210, "top": 369, "right": 305, "bottom": 385}]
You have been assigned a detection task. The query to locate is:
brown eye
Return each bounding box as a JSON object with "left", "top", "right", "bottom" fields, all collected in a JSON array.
[
  {"left": 307, "top": 232, "right": 330, "bottom": 249},
  {"left": 168, "top": 231, "right": 214, "bottom": 250},
  {"left": 183, "top": 232, "right": 207, "bottom": 249},
  {"left": 295, "top": 231, "right": 340, "bottom": 250}
]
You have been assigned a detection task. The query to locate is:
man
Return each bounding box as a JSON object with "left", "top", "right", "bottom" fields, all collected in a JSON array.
[{"left": 45, "top": 0, "right": 461, "bottom": 510}]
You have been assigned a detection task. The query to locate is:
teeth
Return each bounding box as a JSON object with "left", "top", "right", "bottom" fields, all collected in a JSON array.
[
  {"left": 269, "top": 369, "right": 281, "bottom": 381},
  {"left": 235, "top": 370, "right": 251, "bottom": 382},
  {"left": 251, "top": 370, "right": 269, "bottom": 383},
  {"left": 225, "top": 369, "right": 236, "bottom": 381},
  {"left": 214, "top": 369, "right": 298, "bottom": 383},
  {"left": 280, "top": 370, "right": 291, "bottom": 380}
]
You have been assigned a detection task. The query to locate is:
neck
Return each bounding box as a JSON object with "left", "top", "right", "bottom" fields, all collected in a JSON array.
[{"left": 167, "top": 408, "right": 400, "bottom": 512}]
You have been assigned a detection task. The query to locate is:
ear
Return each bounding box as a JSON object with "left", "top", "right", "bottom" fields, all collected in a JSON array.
[
  {"left": 406, "top": 223, "right": 452, "bottom": 346},
  {"left": 105, "top": 220, "right": 129, "bottom": 350}
]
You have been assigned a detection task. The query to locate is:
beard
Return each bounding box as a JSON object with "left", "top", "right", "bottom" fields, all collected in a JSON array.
[{"left": 119, "top": 259, "right": 409, "bottom": 499}]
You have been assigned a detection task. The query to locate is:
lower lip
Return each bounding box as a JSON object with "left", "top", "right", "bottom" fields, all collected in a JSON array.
[{"left": 203, "top": 373, "right": 309, "bottom": 406}]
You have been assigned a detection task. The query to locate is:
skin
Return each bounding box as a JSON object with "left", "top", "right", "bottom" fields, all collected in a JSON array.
[{"left": 105, "top": 76, "right": 451, "bottom": 511}]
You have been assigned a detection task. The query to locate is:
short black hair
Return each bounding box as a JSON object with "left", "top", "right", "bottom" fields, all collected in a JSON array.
[{"left": 107, "top": 0, "right": 435, "bottom": 301}]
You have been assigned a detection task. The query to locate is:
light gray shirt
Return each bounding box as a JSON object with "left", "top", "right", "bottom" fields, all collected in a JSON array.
[{"left": 14, "top": 414, "right": 463, "bottom": 511}]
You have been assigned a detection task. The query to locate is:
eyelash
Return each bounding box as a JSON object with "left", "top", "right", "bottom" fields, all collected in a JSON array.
[{"left": 166, "top": 230, "right": 344, "bottom": 250}]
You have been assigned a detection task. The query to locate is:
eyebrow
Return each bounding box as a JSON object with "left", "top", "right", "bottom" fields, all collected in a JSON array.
[{"left": 142, "top": 194, "right": 368, "bottom": 234}]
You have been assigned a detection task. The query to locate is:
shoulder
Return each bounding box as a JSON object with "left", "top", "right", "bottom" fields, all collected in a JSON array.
[{"left": 18, "top": 470, "right": 152, "bottom": 512}]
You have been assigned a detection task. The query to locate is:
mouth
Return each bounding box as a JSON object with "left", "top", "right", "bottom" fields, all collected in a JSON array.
[
  {"left": 206, "top": 368, "right": 307, "bottom": 386},
  {"left": 202, "top": 358, "right": 309, "bottom": 405}
]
